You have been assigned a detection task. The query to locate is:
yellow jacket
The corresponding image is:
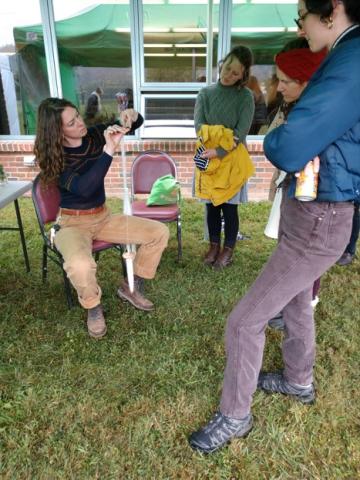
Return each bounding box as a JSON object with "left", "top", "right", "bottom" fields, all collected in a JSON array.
[{"left": 194, "top": 124, "right": 254, "bottom": 206}]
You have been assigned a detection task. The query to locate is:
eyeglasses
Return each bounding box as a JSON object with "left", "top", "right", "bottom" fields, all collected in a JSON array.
[{"left": 294, "top": 11, "right": 310, "bottom": 29}]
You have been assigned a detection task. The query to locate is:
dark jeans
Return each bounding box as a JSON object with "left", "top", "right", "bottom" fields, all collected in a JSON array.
[
  {"left": 206, "top": 203, "right": 239, "bottom": 248},
  {"left": 220, "top": 194, "right": 353, "bottom": 418},
  {"left": 345, "top": 202, "right": 359, "bottom": 255}
]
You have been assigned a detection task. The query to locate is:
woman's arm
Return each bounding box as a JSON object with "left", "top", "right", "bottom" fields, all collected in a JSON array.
[
  {"left": 264, "top": 49, "right": 360, "bottom": 172},
  {"left": 233, "top": 89, "right": 255, "bottom": 143},
  {"left": 194, "top": 91, "right": 207, "bottom": 134},
  {"left": 60, "top": 125, "right": 128, "bottom": 198}
]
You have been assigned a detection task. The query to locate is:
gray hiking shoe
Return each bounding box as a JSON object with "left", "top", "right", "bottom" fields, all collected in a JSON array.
[
  {"left": 268, "top": 312, "right": 285, "bottom": 331},
  {"left": 336, "top": 252, "right": 355, "bottom": 266},
  {"left": 258, "top": 371, "right": 315, "bottom": 404},
  {"left": 188, "top": 411, "right": 253, "bottom": 454}
]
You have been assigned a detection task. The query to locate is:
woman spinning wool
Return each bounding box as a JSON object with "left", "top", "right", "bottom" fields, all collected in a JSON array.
[{"left": 34, "top": 98, "right": 169, "bottom": 339}]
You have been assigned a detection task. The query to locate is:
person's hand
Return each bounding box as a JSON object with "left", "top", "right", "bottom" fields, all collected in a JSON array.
[
  {"left": 120, "top": 109, "right": 139, "bottom": 128},
  {"left": 313, "top": 155, "right": 320, "bottom": 173},
  {"left": 201, "top": 148, "right": 217, "bottom": 159},
  {"left": 295, "top": 156, "right": 320, "bottom": 177},
  {"left": 103, "top": 124, "right": 129, "bottom": 156}
]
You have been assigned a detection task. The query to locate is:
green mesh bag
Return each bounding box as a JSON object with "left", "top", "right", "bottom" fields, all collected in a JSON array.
[{"left": 146, "top": 174, "right": 180, "bottom": 206}]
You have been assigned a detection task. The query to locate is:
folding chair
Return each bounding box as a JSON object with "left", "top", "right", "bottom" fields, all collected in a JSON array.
[
  {"left": 130, "top": 150, "right": 182, "bottom": 260},
  {"left": 32, "top": 174, "right": 123, "bottom": 308}
]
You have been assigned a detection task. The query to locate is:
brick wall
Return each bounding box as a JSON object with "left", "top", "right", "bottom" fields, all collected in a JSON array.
[{"left": 0, "top": 138, "right": 273, "bottom": 201}]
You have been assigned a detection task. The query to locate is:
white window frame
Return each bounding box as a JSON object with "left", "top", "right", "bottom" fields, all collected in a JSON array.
[
  {"left": 0, "top": 0, "right": 232, "bottom": 140},
  {"left": 141, "top": 93, "right": 198, "bottom": 138}
]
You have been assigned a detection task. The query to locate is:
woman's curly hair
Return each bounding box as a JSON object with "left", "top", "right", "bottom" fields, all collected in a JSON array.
[{"left": 34, "top": 97, "right": 78, "bottom": 185}]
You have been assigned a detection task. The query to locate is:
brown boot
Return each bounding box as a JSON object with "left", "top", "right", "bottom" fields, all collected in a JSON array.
[
  {"left": 213, "top": 246, "right": 234, "bottom": 270},
  {"left": 117, "top": 277, "right": 154, "bottom": 311},
  {"left": 87, "top": 304, "right": 107, "bottom": 338},
  {"left": 204, "top": 242, "right": 221, "bottom": 266}
]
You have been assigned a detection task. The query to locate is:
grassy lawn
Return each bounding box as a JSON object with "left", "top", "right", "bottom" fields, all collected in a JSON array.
[{"left": 0, "top": 198, "right": 359, "bottom": 479}]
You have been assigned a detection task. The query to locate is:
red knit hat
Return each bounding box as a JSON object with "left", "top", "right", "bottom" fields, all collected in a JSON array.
[{"left": 275, "top": 48, "right": 327, "bottom": 83}]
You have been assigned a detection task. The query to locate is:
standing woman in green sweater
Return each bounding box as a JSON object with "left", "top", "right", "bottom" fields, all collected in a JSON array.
[{"left": 194, "top": 45, "right": 255, "bottom": 269}]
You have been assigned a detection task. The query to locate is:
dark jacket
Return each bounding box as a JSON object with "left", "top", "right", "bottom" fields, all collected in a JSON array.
[{"left": 264, "top": 26, "right": 360, "bottom": 202}]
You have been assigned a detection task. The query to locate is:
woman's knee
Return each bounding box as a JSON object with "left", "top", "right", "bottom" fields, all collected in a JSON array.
[
  {"left": 64, "top": 254, "right": 96, "bottom": 280},
  {"left": 157, "top": 222, "right": 170, "bottom": 245}
]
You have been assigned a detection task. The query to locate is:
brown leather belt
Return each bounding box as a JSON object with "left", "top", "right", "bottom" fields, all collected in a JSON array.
[{"left": 60, "top": 205, "right": 105, "bottom": 216}]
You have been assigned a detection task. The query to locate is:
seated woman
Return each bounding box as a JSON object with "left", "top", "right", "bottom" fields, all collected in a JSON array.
[{"left": 34, "top": 97, "right": 169, "bottom": 339}]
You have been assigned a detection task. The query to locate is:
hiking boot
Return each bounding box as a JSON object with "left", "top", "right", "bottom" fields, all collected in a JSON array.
[
  {"left": 87, "top": 304, "right": 107, "bottom": 338},
  {"left": 336, "top": 252, "right": 354, "bottom": 266},
  {"left": 258, "top": 371, "right": 315, "bottom": 404},
  {"left": 204, "top": 242, "right": 220, "bottom": 266},
  {"left": 237, "top": 232, "right": 251, "bottom": 241},
  {"left": 117, "top": 278, "right": 154, "bottom": 311},
  {"left": 213, "top": 246, "right": 234, "bottom": 270},
  {"left": 268, "top": 312, "right": 285, "bottom": 331},
  {"left": 189, "top": 411, "right": 253, "bottom": 454}
]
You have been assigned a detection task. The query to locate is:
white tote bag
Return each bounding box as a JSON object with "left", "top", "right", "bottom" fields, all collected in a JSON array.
[{"left": 264, "top": 170, "right": 287, "bottom": 239}]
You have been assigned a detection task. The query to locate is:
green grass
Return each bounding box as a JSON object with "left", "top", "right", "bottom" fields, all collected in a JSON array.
[{"left": 1, "top": 198, "right": 359, "bottom": 479}]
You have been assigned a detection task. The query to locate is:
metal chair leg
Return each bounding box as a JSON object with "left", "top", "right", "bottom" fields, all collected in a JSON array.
[
  {"left": 42, "top": 245, "right": 48, "bottom": 282},
  {"left": 177, "top": 215, "right": 182, "bottom": 261},
  {"left": 13, "top": 199, "right": 30, "bottom": 272}
]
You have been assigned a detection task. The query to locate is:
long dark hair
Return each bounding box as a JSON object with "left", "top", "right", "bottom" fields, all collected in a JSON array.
[
  {"left": 219, "top": 45, "right": 253, "bottom": 88},
  {"left": 34, "top": 97, "right": 77, "bottom": 185},
  {"left": 305, "top": 0, "right": 360, "bottom": 23}
]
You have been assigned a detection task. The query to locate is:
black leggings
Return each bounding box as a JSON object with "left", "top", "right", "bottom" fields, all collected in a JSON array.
[{"left": 206, "top": 203, "right": 239, "bottom": 248}]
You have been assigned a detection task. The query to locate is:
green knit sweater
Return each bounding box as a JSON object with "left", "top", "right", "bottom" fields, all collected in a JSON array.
[{"left": 194, "top": 81, "right": 255, "bottom": 156}]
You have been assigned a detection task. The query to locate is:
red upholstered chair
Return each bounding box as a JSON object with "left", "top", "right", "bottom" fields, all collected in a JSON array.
[
  {"left": 130, "top": 150, "right": 182, "bottom": 260},
  {"left": 32, "top": 174, "right": 123, "bottom": 308}
]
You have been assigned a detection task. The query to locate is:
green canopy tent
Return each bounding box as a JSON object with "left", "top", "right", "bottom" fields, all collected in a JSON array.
[
  {"left": 231, "top": 3, "right": 297, "bottom": 63},
  {"left": 14, "top": 2, "right": 297, "bottom": 133}
]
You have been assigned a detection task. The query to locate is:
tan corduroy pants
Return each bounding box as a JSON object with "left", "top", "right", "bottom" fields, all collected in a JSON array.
[{"left": 54, "top": 206, "right": 169, "bottom": 309}]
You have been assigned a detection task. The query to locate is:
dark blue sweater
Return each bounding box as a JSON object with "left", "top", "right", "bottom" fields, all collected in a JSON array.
[{"left": 59, "top": 115, "right": 143, "bottom": 209}]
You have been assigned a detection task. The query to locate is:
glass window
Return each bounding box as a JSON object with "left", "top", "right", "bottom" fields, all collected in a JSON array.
[
  {"left": 231, "top": 1, "right": 297, "bottom": 134},
  {"left": 1, "top": 0, "right": 301, "bottom": 139},
  {"left": 0, "top": 1, "right": 49, "bottom": 135},
  {"left": 141, "top": 94, "right": 197, "bottom": 138},
  {"left": 53, "top": 1, "right": 134, "bottom": 129},
  {"left": 142, "top": 0, "right": 219, "bottom": 84}
]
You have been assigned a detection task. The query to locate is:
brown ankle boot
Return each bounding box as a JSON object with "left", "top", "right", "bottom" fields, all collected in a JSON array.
[
  {"left": 87, "top": 305, "right": 107, "bottom": 338},
  {"left": 213, "top": 246, "right": 234, "bottom": 270},
  {"left": 117, "top": 278, "right": 154, "bottom": 311},
  {"left": 204, "top": 242, "right": 221, "bottom": 265}
]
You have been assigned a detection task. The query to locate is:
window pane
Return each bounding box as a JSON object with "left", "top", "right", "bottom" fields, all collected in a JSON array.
[
  {"left": 53, "top": 1, "right": 133, "bottom": 128},
  {"left": 231, "top": 1, "right": 297, "bottom": 134},
  {"left": 0, "top": 1, "right": 49, "bottom": 135},
  {"left": 142, "top": 95, "right": 196, "bottom": 138},
  {"left": 143, "top": 0, "right": 219, "bottom": 83}
]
